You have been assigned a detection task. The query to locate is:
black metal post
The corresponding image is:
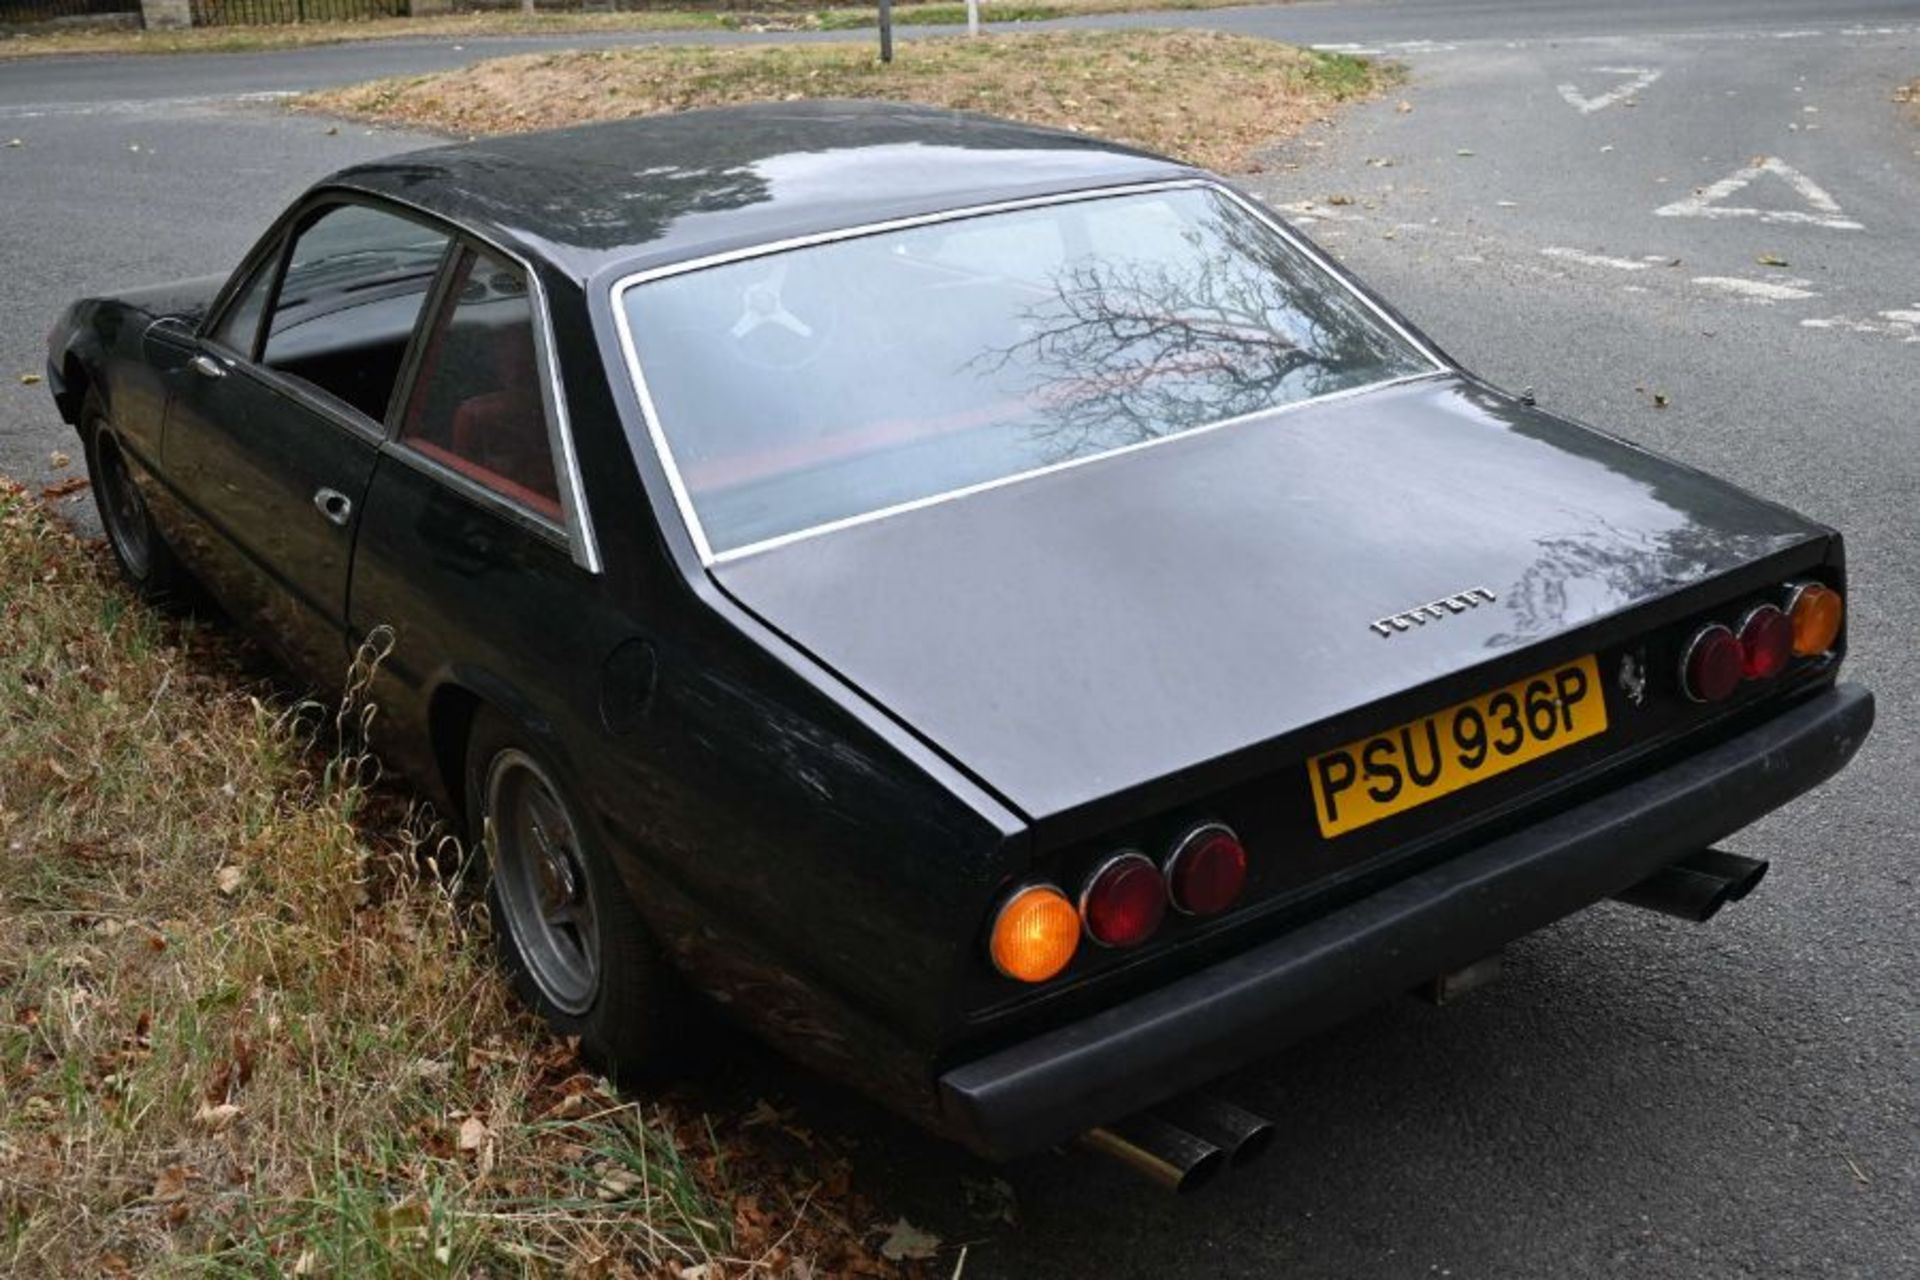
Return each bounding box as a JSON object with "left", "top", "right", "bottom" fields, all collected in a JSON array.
[{"left": 878, "top": 0, "right": 893, "bottom": 62}]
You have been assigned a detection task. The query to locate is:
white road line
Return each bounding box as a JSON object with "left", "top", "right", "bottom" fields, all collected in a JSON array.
[
  {"left": 1693, "top": 276, "right": 1820, "bottom": 302},
  {"left": 1556, "top": 67, "right": 1663, "bottom": 115},
  {"left": 1802, "top": 315, "right": 1920, "bottom": 342},
  {"left": 1656, "top": 157, "right": 1864, "bottom": 231},
  {"left": 1542, "top": 246, "right": 1651, "bottom": 271}
]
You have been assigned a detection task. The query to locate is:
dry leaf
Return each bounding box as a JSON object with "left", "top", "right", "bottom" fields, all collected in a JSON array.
[
  {"left": 18, "top": 373, "right": 41, "bottom": 386},
  {"left": 457, "top": 1115, "right": 489, "bottom": 1152},
  {"left": 1653, "top": 392, "right": 1670, "bottom": 408},
  {"left": 41, "top": 477, "right": 88, "bottom": 500},
  {"left": 48, "top": 450, "right": 69, "bottom": 469},
  {"left": 152, "top": 1164, "right": 194, "bottom": 1201},
  {"left": 1395, "top": 100, "right": 1413, "bottom": 113},
  {"left": 595, "top": 1165, "right": 641, "bottom": 1201},
  {"left": 193, "top": 1102, "right": 241, "bottom": 1132},
  {"left": 1757, "top": 253, "right": 1789, "bottom": 267},
  {"left": 877, "top": 1217, "right": 941, "bottom": 1261},
  {"left": 214, "top": 865, "right": 244, "bottom": 895}
]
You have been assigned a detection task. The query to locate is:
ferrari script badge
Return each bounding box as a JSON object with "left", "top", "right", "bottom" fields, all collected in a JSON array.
[{"left": 1371, "top": 586, "right": 1498, "bottom": 637}]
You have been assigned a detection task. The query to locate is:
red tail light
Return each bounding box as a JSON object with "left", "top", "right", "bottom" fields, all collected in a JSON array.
[
  {"left": 1165, "top": 824, "right": 1247, "bottom": 916},
  {"left": 1079, "top": 853, "right": 1166, "bottom": 947},
  {"left": 1681, "top": 623, "right": 1743, "bottom": 703},
  {"left": 1737, "top": 605, "right": 1792, "bottom": 680}
]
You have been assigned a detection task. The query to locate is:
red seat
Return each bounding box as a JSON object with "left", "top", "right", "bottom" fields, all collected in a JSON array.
[{"left": 443, "top": 325, "right": 560, "bottom": 517}]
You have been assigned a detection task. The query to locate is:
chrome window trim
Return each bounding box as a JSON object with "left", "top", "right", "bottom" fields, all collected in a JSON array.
[
  {"left": 608, "top": 177, "right": 1450, "bottom": 567},
  {"left": 325, "top": 184, "right": 604, "bottom": 575}
]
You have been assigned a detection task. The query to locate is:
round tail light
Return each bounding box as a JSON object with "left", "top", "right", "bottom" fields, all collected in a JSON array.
[
  {"left": 988, "top": 884, "right": 1079, "bottom": 983},
  {"left": 1080, "top": 853, "right": 1167, "bottom": 948},
  {"left": 1787, "top": 583, "right": 1843, "bottom": 656},
  {"left": 1737, "top": 605, "right": 1792, "bottom": 680},
  {"left": 1681, "top": 623, "right": 1743, "bottom": 703},
  {"left": 1165, "top": 824, "right": 1247, "bottom": 916}
]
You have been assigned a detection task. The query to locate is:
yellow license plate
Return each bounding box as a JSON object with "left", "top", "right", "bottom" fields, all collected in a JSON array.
[{"left": 1308, "top": 655, "right": 1608, "bottom": 838}]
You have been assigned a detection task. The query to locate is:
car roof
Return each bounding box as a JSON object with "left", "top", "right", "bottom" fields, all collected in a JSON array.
[{"left": 325, "top": 100, "right": 1201, "bottom": 281}]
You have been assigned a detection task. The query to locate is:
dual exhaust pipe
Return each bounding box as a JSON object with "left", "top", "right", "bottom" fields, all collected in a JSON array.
[
  {"left": 1612, "top": 847, "right": 1769, "bottom": 923},
  {"left": 1079, "top": 1093, "right": 1274, "bottom": 1194},
  {"left": 1079, "top": 848, "right": 1771, "bottom": 1193}
]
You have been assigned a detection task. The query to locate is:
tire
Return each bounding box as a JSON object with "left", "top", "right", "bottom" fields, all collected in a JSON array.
[
  {"left": 81, "top": 394, "right": 185, "bottom": 603},
  {"left": 464, "top": 709, "right": 685, "bottom": 1080}
]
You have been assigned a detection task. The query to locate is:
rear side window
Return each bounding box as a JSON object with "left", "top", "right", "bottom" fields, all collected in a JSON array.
[
  {"left": 400, "top": 247, "right": 561, "bottom": 519},
  {"left": 261, "top": 203, "right": 450, "bottom": 422}
]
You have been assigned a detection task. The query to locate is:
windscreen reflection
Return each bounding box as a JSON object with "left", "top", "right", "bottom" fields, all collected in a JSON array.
[{"left": 623, "top": 185, "right": 1436, "bottom": 555}]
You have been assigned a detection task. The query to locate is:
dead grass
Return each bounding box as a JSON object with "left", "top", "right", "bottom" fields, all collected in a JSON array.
[
  {"left": 1897, "top": 77, "right": 1919, "bottom": 114},
  {"left": 0, "top": 481, "right": 915, "bottom": 1276},
  {"left": 299, "top": 31, "right": 1389, "bottom": 173},
  {"left": 0, "top": 0, "right": 1268, "bottom": 59}
]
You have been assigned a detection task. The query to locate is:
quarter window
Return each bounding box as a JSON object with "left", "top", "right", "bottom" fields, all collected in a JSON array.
[
  {"left": 400, "top": 247, "right": 561, "bottom": 519},
  {"left": 211, "top": 255, "right": 275, "bottom": 358},
  {"left": 261, "top": 203, "right": 451, "bottom": 422}
]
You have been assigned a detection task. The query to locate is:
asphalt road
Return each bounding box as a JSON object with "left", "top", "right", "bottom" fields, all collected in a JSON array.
[{"left": 1, "top": 2, "right": 1915, "bottom": 1276}]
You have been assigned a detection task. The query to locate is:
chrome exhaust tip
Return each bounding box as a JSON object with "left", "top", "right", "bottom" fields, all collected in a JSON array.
[{"left": 1078, "top": 1113, "right": 1226, "bottom": 1194}]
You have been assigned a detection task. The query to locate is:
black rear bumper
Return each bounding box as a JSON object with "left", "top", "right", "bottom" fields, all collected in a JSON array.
[{"left": 937, "top": 682, "right": 1874, "bottom": 1159}]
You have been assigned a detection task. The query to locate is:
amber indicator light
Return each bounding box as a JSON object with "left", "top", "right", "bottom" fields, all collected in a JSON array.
[
  {"left": 989, "top": 884, "right": 1080, "bottom": 983},
  {"left": 1787, "top": 583, "right": 1843, "bottom": 657}
]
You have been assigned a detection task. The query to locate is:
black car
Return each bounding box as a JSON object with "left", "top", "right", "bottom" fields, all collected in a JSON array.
[{"left": 45, "top": 102, "right": 1872, "bottom": 1190}]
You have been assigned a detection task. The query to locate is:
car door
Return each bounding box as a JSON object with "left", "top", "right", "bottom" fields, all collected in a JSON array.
[
  {"left": 163, "top": 200, "right": 454, "bottom": 690},
  {"left": 345, "top": 239, "right": 607, "bottom": 790}
]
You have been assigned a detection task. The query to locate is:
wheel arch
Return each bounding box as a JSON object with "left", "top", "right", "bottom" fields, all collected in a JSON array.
[
  {"left": 424, "top": 673, "right": 581, "bottom": 840},
  {"left": 57, "top": 352, "right": 97, "bottom": 430}
]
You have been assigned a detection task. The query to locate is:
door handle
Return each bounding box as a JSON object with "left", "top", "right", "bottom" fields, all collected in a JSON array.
[
  {"left": 313, "top": 487, "right": 353, "bottom": 527},
  {"left": 189, "top": 354, "right": 227, "bottom": 379}
]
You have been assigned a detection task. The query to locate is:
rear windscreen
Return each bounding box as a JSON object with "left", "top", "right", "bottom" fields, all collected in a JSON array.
[{"left": 619, "top": 185, "right": 1436, "bottom": 556}]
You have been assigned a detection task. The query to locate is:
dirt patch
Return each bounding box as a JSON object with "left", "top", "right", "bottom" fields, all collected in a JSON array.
[{"left": 299, "top": 31, "right": 1389, "bottom": 173}]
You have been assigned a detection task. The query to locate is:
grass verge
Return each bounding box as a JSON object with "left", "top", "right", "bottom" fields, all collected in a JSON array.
[
  {"left": 298, "top": 30, "right": 1389, "bottom": 173},
  {"left": 0, "top": 481, "right": 914, "bottom": 1276},
  {"left": 0, "top": 0, "right": 1269, "bottom": 59}
]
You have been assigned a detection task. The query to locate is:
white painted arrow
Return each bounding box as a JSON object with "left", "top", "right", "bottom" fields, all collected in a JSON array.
[
  {"left": 1557, "top": 66, "right": 1663, "bottom": 114},
  {"left": 1656, "top": 156, "right": 1864, "bottom": 230}
]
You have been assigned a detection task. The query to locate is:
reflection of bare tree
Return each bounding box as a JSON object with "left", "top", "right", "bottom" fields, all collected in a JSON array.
[
  {"left": 1491, "top": 523, "right": 1790, "bottom": 645},
  {"left": 973, "top": 202, "right": 1423, "bottom": 461}
]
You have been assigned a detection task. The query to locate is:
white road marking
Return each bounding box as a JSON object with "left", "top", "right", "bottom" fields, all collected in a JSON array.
[
  {"left": 1802, "top": 315, "right": 1920, "bottom": 342},
  {"left": 1557, "top": 67, "right": 1664, "bottom": 115},
  {"left": 1693, "top": 275, "right": 1820, "bottom": 302},
  {"left": 1542, "top": 246, "right": 1650, "bottom": 271},
  {"left": 1655, "top": 157, "right": 1864, "bottom": 231}
]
